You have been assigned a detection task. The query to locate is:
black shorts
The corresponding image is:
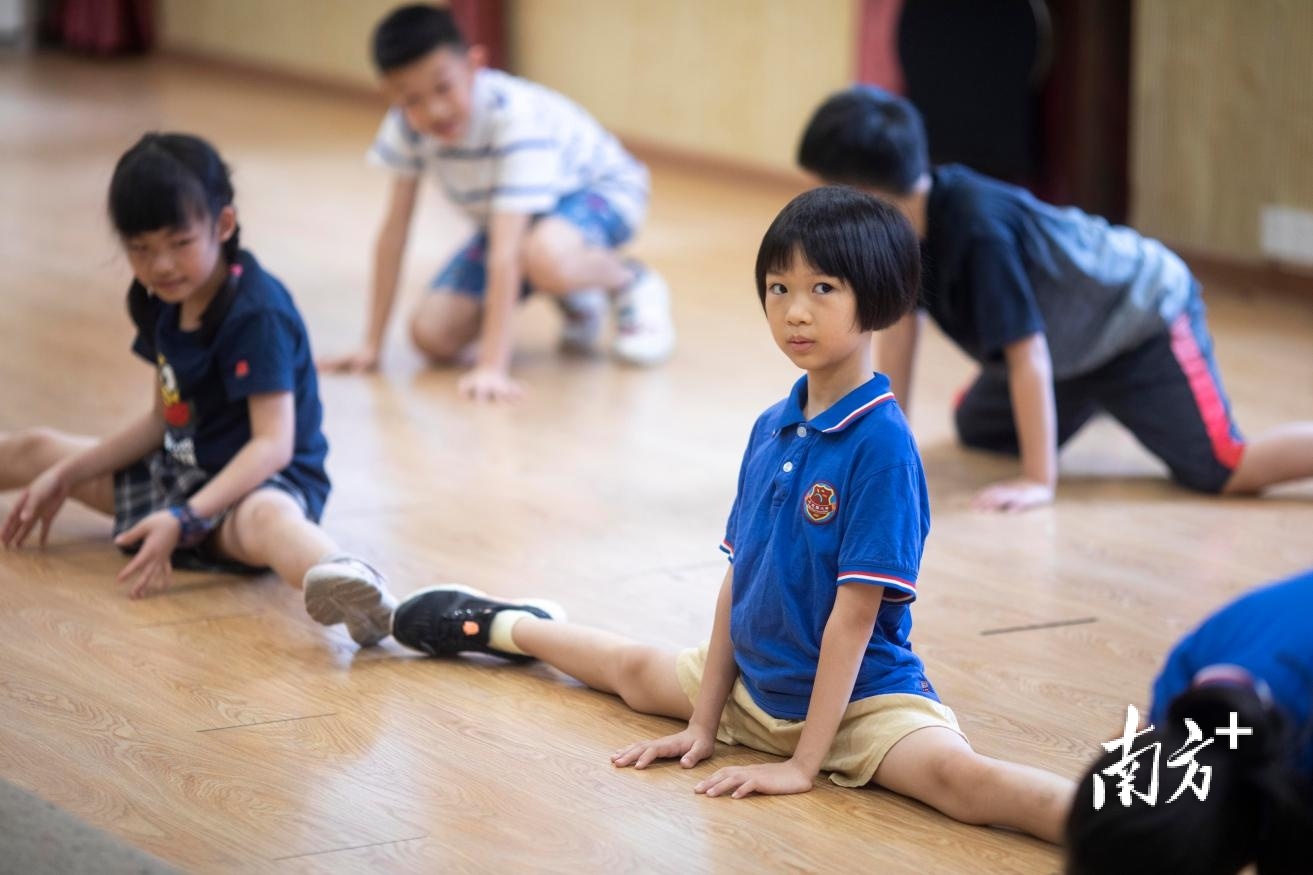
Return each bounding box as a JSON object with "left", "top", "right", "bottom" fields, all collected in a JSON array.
[{"left": 954, "top": 295, "right": 1244, "bottom": 493}]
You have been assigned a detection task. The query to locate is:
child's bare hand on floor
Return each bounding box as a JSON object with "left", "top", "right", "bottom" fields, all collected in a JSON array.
[
  {"left": 316, "top": 346, "right": 380, "bottom": 374},
  {"left": 458, "top": 367, "right": 522, "bottom": 403},
  {"left": 695, "top": 761, "right": 815, "bottom": 799},
  {"left": 971, "top": 477, "right": 1054, "bottom": 512},
  {"left": 1, "top": 466, "right": 72, "bottom": 549},
  {"left": 612, "top": 726, "right": 716, "bottom": 770},
  {"left": 114, "top": 510, "right": 181, "bottom": 599}
]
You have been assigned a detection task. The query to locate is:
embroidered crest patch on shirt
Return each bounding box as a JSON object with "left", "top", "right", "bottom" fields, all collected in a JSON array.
[
  {"left": 803, "top": 481, "right": 838, "bottom": 524},
  {"left": 235, "top": 360, "right": 250, "bottom": 378}
]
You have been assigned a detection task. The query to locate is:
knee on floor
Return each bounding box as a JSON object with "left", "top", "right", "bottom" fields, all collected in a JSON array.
[
  {"left": 409, "top": 314, "right": 470, "bottom": 364},
  {"left": 1174, "top": 464, "right": 1234, "bottom": 495}
]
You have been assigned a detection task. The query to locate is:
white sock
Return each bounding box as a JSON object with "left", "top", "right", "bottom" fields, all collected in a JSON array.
[{"left": 488, "top": 609, "right": 534, "bottom": 655}]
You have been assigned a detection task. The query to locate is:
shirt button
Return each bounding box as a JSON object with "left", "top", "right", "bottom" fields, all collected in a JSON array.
[
  {"left": 796, "top": 426, "right": 807, "bottom": 438},
  {"left": 782, "top": 461, "right": 794, "bottom": 473}
]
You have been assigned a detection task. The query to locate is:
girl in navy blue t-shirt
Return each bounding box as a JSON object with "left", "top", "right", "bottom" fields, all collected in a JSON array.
[{"left": 0, "top": 133, "right": 396, "bottom": 647}]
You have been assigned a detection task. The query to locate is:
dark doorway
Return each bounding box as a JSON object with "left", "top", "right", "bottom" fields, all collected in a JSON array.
[{"left": 859, "top": 0, "right": 1131, "bottom": 223}]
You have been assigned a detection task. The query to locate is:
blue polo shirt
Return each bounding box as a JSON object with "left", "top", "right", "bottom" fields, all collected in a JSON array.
[
  {"left": 130, "top": 251, "right": 330, "bottom": 520},
  {"left": 720, "top": 373, "right": 936, "bottom": 720},
  {"left": 1149, "top": 570, "right": 1313, "bottom": 778}
]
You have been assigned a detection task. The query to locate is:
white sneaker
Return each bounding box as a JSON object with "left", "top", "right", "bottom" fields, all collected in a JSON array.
[
  {"left": 612, "top": 265, "right": 675, "bottom": 366},
  {"left": 303, "top": 554, "right": 398, "bottom": 647},
  {"left": 556, "top": 288, "right": 607, "bottom": 354},
  {"left": 614, "top": 264, "right": 677, "bottom": 362}
]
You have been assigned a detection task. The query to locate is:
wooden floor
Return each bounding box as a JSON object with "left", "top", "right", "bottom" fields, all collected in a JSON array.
[{"left": 2, "top": 54, "right": 1311, "bottom": 874}]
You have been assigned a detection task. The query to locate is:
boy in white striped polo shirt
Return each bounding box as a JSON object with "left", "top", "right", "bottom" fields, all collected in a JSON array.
[{"left": 321, "top": 4, "right": 675, "bottom": 401}]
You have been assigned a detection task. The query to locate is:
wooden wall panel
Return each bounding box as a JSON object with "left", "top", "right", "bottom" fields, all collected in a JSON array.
[
  {"left": 508, "top": 0, "right": 858, "bottom": 174},
  {"left": 1132, "top": 0, "right": 1313, "bottom": 263},
  {"left": 157, "top": 0, "right": 397, "bottom": 88}
]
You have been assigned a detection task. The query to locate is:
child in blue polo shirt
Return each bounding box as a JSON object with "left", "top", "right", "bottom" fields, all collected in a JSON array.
[
  {"left": 388, "top": 187, "right": 1074, "bottom": 842},
  {"left": 1067, "top": 569, "right": 1313, "bottom": 873},
  {"left": 0, "top": 133, "right": 396, "bottom": 646}
]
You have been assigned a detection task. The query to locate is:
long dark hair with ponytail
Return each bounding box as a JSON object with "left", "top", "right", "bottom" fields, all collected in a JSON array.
[
  {"left": 109, "top": 133, "right": 243, "bottom": 344},
  {"left": 1066, "top": 682, "right": 1313, "bottom": 874}
]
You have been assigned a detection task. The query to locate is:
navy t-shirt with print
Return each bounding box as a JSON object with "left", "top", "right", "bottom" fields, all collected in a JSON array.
[
  {"left": 130, "top": 250, "right": 330, "bottom": 519},
  {"left": 921, "top": 164, "right": 1195, "bottom": 380},
  {"left": 719, "top": 374, "right": 935, "bottom": 720},
  {"left": 1150, "top": 570, "right": 1313, "bottom": 778}
]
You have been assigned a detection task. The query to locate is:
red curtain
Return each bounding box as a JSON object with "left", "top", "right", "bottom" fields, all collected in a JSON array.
[
  {"left": 449, "top": 0, "right": 507, "bottom": 70},
  {"left": 856, "top": 0, "right": 906, "bottom": 92},
  {"left": 47, "top": 0, "right": 154, "bottom": 54}
]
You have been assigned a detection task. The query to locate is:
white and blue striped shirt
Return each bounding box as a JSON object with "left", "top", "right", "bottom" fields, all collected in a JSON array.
[{"left": 368, "top": 68, "right": 648, "bottom": 229}]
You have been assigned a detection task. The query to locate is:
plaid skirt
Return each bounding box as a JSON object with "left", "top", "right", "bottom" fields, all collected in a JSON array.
[{"left": 112, "top": 450, "right": 312, "bottom": 573}]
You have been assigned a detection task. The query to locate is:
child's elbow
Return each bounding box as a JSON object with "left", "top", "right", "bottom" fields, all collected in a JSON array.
[{"left": 261, "top": 435, "right": 294, "bottom": 471}]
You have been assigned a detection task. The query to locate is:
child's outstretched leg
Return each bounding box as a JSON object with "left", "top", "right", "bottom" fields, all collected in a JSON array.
[
  {"left": 391, "top": 586, "right": 691, "bottom": 720},
  {"left": 0, "top": 428, "right": 116, "bottom": 547},
  {"left": 1222, "top": 422, "right": 1313, "bottom": 494},
  {"left": 211, "top": 488, "right": 397, "bottom": 646},
  {"left": 872, "top": 725, "right": 1075, "bottom": 843},
  {"left": 0, "top": 428, "right": 114, "bottom": 511}
]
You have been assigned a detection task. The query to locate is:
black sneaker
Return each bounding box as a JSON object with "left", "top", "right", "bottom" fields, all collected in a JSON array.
[{"left": 391, "top": 585, "right": 566, "bottom": 661}]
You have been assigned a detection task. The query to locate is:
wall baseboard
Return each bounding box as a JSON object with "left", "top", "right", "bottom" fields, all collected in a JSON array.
[
  {"left": 622, "top": 135, "right": 810, "bottom": 194},
  {"left": 161, "top": 47, "right": 380, "bottom": 105},
  {"left": 1176, "top": 246, "right": 1313, "bottom": 301},
  {"left": 161, "top": 48, "right": 810, "bottom": 194},
  {"left": 155, "top": 48, "right": 1313, "bottom": 303}
]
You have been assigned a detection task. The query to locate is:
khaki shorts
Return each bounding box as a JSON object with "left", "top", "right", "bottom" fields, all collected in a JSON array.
[{"left": 676, "top": 643, "right": 966, "bottom": 787}]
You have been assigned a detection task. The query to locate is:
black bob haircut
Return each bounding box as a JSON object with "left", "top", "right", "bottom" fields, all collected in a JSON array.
[
  {"left": 372, "top": 3, "right": 467, "bottom": 72},
  {"left": 1065, "top": 682, "right": 1313, "bottom": 875},
  {"left": 755, "top": 186, "right": 920, "bottom": 333},
  {"left": 797, "top": 85, "right": 929, "bottom": 195}
]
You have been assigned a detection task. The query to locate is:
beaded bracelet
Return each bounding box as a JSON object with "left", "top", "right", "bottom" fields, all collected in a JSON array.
[{"left": 168, "top": 503, "right": 217, "bottom": 548}]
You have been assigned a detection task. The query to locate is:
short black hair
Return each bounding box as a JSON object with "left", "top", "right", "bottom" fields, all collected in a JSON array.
[
  {"left": 1065, "top": 683, "right": 1313, "bottom": 875},
  {"left": 109, "top": 133, "right": 235, "bottom": 246},
  {"left": 372, "top": 3, "right": 466, "bottom": 72},
  {"left": 755, "top": 186, "right": 920, "bottom": 333},
  {"left": 109, "top": 132, "right": 242, "bottom": 345},
  {"left": 797, "top": 86, "right": 929, "bottom": 195}
]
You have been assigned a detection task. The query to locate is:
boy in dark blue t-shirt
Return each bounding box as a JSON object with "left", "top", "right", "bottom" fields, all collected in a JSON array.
[
  {"left": 798, "top": 86, "right": 1313, "bottom": 511},
  {"left": 386, "top": 187, "right": 1073, "bottom": 843}
]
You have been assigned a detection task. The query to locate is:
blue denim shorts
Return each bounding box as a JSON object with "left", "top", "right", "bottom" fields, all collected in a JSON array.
[{"left": 431, "top": 190, "right": 633, "bottom": 298}]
